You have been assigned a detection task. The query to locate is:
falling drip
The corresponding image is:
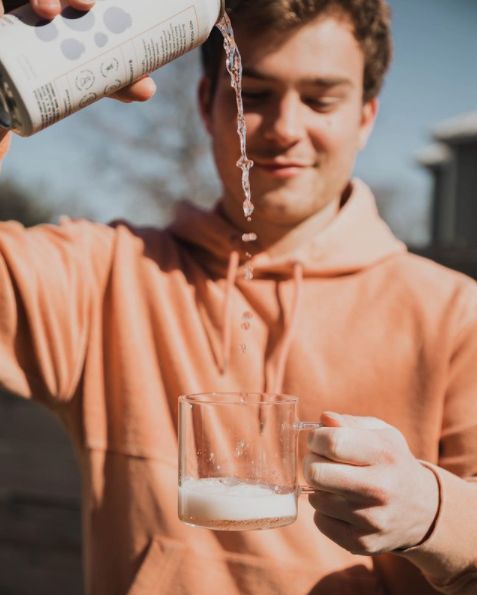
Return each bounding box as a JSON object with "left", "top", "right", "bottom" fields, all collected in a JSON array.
[
  {"left": 242, "top": 232, "right": 257, "bottom": 243},
  {"left": 244, "top": 266, "right": 254, "bottom": 281},
  {"left": 243, "top": 201, "right": 254, "bottom": 219},
  {"left": 216, "top": 13, "right": 254, "bottom": 221}
]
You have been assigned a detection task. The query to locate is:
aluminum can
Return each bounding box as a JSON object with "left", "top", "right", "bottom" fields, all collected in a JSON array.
[{"left": 0, "top": 0, "right": 225, "bottom": 136}]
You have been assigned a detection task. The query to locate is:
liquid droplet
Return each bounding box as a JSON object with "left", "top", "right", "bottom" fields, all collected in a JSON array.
[
  {"left": 240, "top": 343, "right": 247, "bottom": 354},
  {"left": 241, "top": 321, "right": 251, "bottom": 331},
  {"left": 243, "top": 201, "right": 254, "bottom": 218},
  {"left": 242, "top": 232, "right": 257, "bottom": 242},
  {"left": 242, "top": 311, "right": 253, "bottom": 320},
  {"left": 244, "top": 267, "right": 254, "bottom": 281}
]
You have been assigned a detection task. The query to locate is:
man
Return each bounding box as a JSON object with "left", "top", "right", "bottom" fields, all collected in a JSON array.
[{"left": 0, "top": 0, "right": 476, "bottom": 594}]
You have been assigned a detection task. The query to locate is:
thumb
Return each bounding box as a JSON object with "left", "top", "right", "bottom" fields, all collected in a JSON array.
[
  {"left": 321, "top": 411, "right": 390, "bottom": 430},
  {"left": 0, "top": 131, "right": 12, "bottom": 161}
]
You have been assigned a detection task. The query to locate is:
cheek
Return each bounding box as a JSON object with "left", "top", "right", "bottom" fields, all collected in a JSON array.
[
  {"left": 310, "top": 113, "right": 363, "bottom": 157},
  {"left": 243, "top": 112, "right": 263, "bottom": 139}
]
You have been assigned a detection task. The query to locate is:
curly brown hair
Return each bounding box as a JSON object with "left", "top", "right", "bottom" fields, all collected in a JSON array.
[{"left": 201, "top": 0, "right": 393, "bottom": 103}]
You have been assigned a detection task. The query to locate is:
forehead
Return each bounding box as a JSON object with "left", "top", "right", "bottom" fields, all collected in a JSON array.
[{"left": 231, "top": 15, "right": 364, "bottom": 84}]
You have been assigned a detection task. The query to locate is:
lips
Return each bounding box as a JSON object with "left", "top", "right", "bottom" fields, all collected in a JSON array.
[{"left": 252, "top": 158, "right": 315, "bottom": 178}]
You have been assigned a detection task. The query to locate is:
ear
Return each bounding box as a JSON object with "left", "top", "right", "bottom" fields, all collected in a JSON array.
[
  {"left": 198, "top": 76, "right": 213, "bottom": 135},
  {"left": 358, "top": 98, "right": 379, "bottom": 151}
]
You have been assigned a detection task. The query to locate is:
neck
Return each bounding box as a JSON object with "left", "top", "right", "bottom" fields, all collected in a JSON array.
[{"left": 219, "top": 195, "right": 342, "bottom": 253}]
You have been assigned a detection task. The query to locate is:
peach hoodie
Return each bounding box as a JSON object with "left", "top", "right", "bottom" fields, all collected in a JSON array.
[{"left": 1, "top": 179, "right": 477, "bottom": 595}]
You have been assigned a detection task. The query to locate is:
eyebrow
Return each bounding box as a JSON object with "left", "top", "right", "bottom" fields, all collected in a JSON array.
[{"left": 241, "top": 67, "right": 353, "bottom": 88}]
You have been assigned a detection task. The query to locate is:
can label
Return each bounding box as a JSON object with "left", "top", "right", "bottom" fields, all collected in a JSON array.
[{"left": 0, "top": 0, "right": 221, "bottom": 135}]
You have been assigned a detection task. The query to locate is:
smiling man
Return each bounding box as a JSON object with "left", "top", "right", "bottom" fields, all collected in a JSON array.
[
  {"left": 0, "top": 1, "right": 477, "bottom": 594},
  {"left": 203, "top": 11, "right": 377, "bottom": 241}
]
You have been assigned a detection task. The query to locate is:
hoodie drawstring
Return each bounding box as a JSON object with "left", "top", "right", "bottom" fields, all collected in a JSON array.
[
  {"left": 220, "top": 252, "right": 304, "bottom": 395},
  {"left": 220, "top": 250, "right": 240, "bottom": 374},
  {"left": 270, "top": 262, "right": 304, "bottom": 394}
]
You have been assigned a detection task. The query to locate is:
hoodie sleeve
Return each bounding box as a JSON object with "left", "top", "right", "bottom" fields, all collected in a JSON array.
[
  {"left": 399, "top": 279, "right": 477, "bottom": 593},
  {"left": 0, "top": 219, "right": 115, "bottom": 406}
]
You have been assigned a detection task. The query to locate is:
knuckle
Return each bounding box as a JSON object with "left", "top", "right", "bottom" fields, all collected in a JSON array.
[
  {"left": 309, "top": 462, "right": 322, "bottom": 486},
  {"left": 304, "top": 454, "right": 321, "bottom": 486},
  {"left": 327, "top": 429, "right": 344, "bottom": 459},
  {"left": 364, "top": 483, "right": 390, "bottom": 505}
]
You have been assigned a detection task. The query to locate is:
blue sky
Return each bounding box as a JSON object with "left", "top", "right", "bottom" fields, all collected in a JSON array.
[{"left": 3, "top": 0, "right": 477, "bottom": 244}]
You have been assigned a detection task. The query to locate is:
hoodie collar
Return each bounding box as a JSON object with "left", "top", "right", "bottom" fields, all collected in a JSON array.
[{"left": 168, "top": 179, "right": 406, "bottom": 277}]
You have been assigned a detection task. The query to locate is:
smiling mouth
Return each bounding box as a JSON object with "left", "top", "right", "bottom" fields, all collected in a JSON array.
[{"left": 253, "top": 160, "right": 317, "bottom": 178}]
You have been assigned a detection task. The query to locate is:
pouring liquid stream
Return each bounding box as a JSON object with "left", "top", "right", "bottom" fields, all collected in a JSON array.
[{"left": 217, "top": 12, "right": 256, "bottom": 357}]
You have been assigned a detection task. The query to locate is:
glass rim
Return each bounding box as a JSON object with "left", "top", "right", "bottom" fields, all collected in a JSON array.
[{"left": 179, "top": 392, "right": 298, "bottom": 405}]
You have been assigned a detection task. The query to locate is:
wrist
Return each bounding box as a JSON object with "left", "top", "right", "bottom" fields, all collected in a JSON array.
[{"left": 396, "top": 461, "right": 441, "bottom": 552}]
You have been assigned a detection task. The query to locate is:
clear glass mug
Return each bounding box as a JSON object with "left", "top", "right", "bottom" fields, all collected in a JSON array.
[{"left": 178, "top": 392, "right": 322, "bottom": 531}]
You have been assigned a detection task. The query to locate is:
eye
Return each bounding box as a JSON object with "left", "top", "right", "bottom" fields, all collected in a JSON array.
[
  {"left": 303, "top": 96, "right": 339, "bottom": 112},
  {"left": 241, "top": 90, "right": 271, "bottom": 102}
]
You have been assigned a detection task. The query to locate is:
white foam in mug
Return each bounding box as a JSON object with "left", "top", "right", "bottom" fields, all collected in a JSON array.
[
  {"left": 0, "top": 0, "right": 224, "bottom": 135},
  {"left": 179, "top": 477, "right": 297, "bottom": 531}
]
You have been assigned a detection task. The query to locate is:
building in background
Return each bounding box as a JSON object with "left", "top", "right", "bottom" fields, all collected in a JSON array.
[{"left": 417, "top": 112, "right": 477, "bottom": 279}]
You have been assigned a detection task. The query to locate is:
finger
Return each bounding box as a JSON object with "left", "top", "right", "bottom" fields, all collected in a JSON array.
[
  {"left": 313, "top": 510, "right": 358, "bottom": 552},
  {"left": 308, "top": 426, "right": 390, "bottom": 466},
  {"left": 321, "top": 411, "right": 390, "bottom": 430},
  {"left": 0, "top": 131, "right": 12, "bottom": 160},
  {"left": 308, "top": 491, "right": 374, "bottom": 531},
  {"left": 65, "top": 0, "right": 96, "bottom": 11},
  {"left": 111, "top": 77, "right": 157, "bottom": 103},
  {"left": 30, "top": 0, "right": 62, "bottom": 19},
  {"left": 30, "top": 0, "right": 95, "bottom": 20},
  {"left": 304, "top": 453, "right": 386, "bottom": 503}
]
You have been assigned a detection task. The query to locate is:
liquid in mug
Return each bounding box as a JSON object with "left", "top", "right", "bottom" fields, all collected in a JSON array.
[{"left": 179, "top": 477, "right": 297, "bottom": 531}]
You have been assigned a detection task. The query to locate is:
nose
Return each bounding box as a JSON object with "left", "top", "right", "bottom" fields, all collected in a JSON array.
[{"left": 263, "top": 93, "right": 305, "bottom": 147}]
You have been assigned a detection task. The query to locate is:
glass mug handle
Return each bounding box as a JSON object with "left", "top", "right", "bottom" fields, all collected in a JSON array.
[{"left": 296, "top": 421, "right": 323, "bottom": 494}]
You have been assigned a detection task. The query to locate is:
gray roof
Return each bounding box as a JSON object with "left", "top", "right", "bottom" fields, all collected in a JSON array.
[
  {"left": 433, "top": 112, "right": 477, "bottom": 143},
  {"left": 416, "top": 143, "right": 452, "bottom": 168}
]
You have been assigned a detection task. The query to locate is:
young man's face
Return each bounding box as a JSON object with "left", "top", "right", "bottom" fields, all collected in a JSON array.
[{"left": 200, "top": 13, "right": 378, "bottom": 227}]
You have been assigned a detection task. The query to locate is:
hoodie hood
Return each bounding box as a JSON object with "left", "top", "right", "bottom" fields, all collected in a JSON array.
[
  {"left": 168, "top": 179, "right": 406, "bottom": 389},
  {"left": 169, "top": 179, "right": 406, "bottom": 278}
]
